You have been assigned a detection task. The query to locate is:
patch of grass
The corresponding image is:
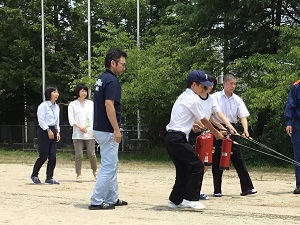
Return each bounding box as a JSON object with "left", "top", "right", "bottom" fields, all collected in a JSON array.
[
  {"left": 0, "top": 146, "right": 172, "bottom": 165},
  {"left": 248, "top": 164, "right": 294, "bottom": 173},
  {"left": 0, "top": 147, "right": 295, "bottom": 173},
  {"left": 0, "top": 149, "right": 75, "bottom": 165},
  {"left": 119, "top": 146, "right": 171, "bottom": 163}
]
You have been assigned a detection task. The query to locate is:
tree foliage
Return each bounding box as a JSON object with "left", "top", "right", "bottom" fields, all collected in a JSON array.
[
  {"left": 229, "top": 26, "right": 300, "bottom": 164},
  {"left": 0, "top": 0, "right": 300, "bottom": 160}
]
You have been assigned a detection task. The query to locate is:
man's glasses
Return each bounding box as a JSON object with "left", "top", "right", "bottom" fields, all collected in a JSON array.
[
  {"left": 115, "top": 60, "right": 126, "bottom": 68},
  {"left": 119, "top": 62, "right": 126, "bottom": 68}
]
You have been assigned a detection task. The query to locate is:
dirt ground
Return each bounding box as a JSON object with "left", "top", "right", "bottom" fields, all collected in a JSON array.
[{"left": 1, "top": 162, "right": 299, "bottom": 225}]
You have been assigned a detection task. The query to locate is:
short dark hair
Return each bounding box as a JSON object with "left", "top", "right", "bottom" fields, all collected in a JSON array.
[
  {"left": 207, "top": 74, "right": 217, "bottom": 93},
  {"left": 186, "top": 80, "right": 200, "bottom": 88},
  {"left": 44, "top": 86, "right": 58, "bottom": 101},
  {"left": 223, "top": 73, "right": 237, "bottom": 82},
  {"left": 74, "top": 83, "right": 89, "bottom": 98},
  {"left": 104, "top": 47, "right": 127, "bottom": 68}
]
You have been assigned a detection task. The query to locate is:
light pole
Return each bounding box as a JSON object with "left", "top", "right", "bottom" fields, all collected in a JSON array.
[
  {"left": 88, "top": 0, "right": 91, "bottom": 98},
  {"left": 137, "top": 0, "right": 140, "bottom": 48},
  {"left": 137, "top": 0, "right": 141, "bottom": 139},
  {"left": 41, "top": 0, "right": 45, "bottom": 101}
]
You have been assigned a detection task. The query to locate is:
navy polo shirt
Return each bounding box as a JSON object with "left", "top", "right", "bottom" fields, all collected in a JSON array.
[
  {"left": 93, "top": 69, "right": 121, "bottom": 132},
  {"left": 284, "top": 80, "right": 300, "bottom": 126}
]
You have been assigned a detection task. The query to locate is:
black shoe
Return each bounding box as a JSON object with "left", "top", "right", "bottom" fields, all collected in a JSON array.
[
  {"left": 293, "top": 188, "right": 300, "bottom": 194},
  {"left": 114, "top": 199, "right": 128, "bottom": 206},
  {"left": 88, "top": 203, "right": 115, "bottom": 210},
  {"left": 45, "top": 178, "right": 60, "bottom": 185},
  {"left": 31, "top": 176, "right": 41, "bottom": 184},
  {"left": 240, "top": 189, "right": 257, "bottom": 196},
  {"left": 213, "top": 192, "right": 222, "bottom": 197}
]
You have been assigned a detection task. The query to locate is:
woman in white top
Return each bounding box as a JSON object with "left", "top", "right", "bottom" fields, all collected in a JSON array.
[{"left": 68, "top": 83, "right": 97, "bottom": 182}]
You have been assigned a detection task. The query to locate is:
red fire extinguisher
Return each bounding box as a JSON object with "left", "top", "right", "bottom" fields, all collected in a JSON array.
[
  {"left": 219, "top": 137, "right": 232, "bottom": 170},
  {"left": 205, "top": 132, "right": 214, "bottom": 166},
  {"left": 195, "top": 132, "right": 214, "bottom": 166}
]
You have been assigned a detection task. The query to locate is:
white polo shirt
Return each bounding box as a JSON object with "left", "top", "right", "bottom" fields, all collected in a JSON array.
[
  {"left": 166, "top": 88, "right": 205, "bottom": 135},
  {"left": 212, "top": 90, "right": 250, "bottom": 124}
]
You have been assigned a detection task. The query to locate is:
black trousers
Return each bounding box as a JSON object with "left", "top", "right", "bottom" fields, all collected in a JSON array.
[
  {"left": 165, "top": 131, "right": 204, "bottom": 205},
  {"left": 32, "top": 126, "right": 58, "bottom": 180},
  {"left": 212, "top": 134, "right": 254, "bottom": 193}
]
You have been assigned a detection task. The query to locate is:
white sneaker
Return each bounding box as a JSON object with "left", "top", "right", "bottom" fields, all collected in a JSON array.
[
  {"left": 76, "top": 175, "right": 82, "bottom": 183},
  {"left": 167, "top": 200, "right": 184, "bottom": 209},
  {"left": 181, "top": 199, "right": 205, "bottom": 210}
]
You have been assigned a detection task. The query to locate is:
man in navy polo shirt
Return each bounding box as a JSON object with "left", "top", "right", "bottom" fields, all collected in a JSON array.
[
  {"left": 89, "top": 47, "right": 128, "bottom": 210},
  {"left": 284, "top": 79, "right": 300, "bottom": 194}
]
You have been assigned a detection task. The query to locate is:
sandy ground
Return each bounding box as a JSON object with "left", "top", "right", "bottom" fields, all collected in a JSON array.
[{"left": 1, "top": 162, "right": 300, "bottom": 225}]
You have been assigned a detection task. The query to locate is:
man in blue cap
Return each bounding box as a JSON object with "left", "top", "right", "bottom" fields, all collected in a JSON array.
[
  {"left": 165, "top": 70, "right": 224, "bottom": 210},
  {"left": 284, "top": 79, "right": 300, "bottom": 194}
]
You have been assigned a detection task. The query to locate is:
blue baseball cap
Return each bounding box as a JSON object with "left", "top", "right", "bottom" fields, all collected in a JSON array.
[{"left": 187, "top": 70, "right": 212, "bottom": 87}]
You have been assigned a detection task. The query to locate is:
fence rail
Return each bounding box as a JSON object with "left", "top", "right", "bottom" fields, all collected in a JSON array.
[{"left": 0, "top": 125, "right": 149, "bottom": 152}]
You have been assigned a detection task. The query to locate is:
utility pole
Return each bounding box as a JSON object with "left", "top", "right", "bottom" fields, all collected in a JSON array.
[
  {"left": 137, "top": 0, "right": 141, "bottom": 139},
  {"left": 41, "top": 0, "right": 45, "bottom": 101}
]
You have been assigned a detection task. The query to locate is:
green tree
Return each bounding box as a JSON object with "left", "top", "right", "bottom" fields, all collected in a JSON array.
[
  {"left": 229, "top": 26, "right": 300, "bottom": 165},
  {"left": 0, "top": 0, "right": 42, "bottom": 124},
  {"left": 0, "top": 0, "right": 88, "bottom": 124},
  {"left": 121, "top": 24, "right": 222, "bottom": 142},
  {"left": 164, "top": 0, "right": 299, "bottom": 69}
]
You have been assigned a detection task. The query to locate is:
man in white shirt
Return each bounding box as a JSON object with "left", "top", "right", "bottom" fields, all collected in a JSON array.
[
  {"left": 188, "top": 74, "right": 237, "bottom": 200},
  {"left": 211, "top": 73, "right": 257, "bottom": 197},
  {"left": 165, "top": 70, "right": 224, "bottom": 210}
]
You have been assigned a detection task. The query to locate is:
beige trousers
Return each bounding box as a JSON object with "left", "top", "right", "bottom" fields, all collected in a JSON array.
[{"left": 73, "top": 139, "right": 97, "bottom": 174}]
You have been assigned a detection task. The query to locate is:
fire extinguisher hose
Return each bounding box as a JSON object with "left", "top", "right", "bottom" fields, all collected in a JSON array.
[{"left": 227, "top": 133, "right": 300, "bottom": 167}]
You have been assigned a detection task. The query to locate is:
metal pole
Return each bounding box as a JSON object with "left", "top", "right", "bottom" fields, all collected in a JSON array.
[
  {"left": 137, "top": 0, "right": 141, "bottom": 139},
  {"left": 137, "top": 0, "right": 140, "bottom": 48},
  {"left": 137, "top": 109, "right": 141, "bottom": 139},
  {"left": 41, "top": 0, "right": 45, "bottom": 101},
  {"left": 24, "top": 83, "right": 28, "bottom": 144},
  {"left": 88, "top": 0, "right": 91, "bottom": 98}
]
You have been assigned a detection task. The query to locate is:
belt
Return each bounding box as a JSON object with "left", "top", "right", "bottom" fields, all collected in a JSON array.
[
  {"left": 220, "top": 123, "right": 236, "bottom": 126},
  {"left": 220, "top": 123, "right": 236, "bottom": 129},
  {"left": 167, "top": 130, "right": 186, "bottom": 136},
  {"left": 168, "top": 129, "right": 181, "bottom": 132}
]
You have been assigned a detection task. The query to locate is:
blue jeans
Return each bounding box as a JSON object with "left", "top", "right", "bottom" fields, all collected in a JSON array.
[{"left": 90, "top": 131, "right": 119, "bottom": 205}]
